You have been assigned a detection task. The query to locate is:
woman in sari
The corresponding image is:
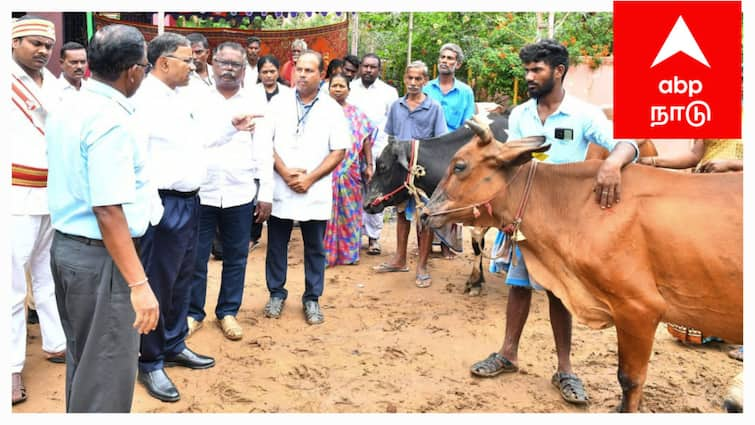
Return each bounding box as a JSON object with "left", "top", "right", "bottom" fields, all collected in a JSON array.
[{"left": 324, "top": 73, "right": 376, "bottom": 266}]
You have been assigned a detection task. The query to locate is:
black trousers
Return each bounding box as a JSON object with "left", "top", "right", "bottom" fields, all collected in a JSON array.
[{"left": 138, "top": 192, "right": 200, "bottom": 372}]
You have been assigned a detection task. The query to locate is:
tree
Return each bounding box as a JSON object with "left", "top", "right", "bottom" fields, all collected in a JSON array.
[{"left": 353, "top": 12, "right": 613, "bottom": 104}]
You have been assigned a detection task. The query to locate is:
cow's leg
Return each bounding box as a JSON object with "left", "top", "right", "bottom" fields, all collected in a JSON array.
[
  {"left": 613, "top": 302, "right": 664, "bottom": 412},
  {"left": 465, "top": 227, "right": 486, "bottom": 296}
]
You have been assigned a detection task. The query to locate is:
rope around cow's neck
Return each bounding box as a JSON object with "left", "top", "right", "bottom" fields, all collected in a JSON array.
[
  {"left": 369, "top": 139, "right": 427, "bottom": 208},
  {"left": 427, "top": 160, "right": 539, "bottom": 264}
]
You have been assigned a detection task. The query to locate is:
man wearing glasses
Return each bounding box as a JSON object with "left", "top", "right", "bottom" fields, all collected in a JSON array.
[
  {"left": 187, "top": 42, "right": 271, "bottom": 342},
  {"left": 130, "top": 32, "right": 220, "bottom": 403},
  {"left": 46, "top": 23, "right": 159, "bottom": 413}
]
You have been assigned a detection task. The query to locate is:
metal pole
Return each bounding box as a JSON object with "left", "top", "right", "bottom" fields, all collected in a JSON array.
[
  {"left": 406, "top": 12, "right": 414, "bottom": 64},
  {"left": 548, "top": 12, "right": 555, "bottom": 39},
  {"left": 86, "top": 12, "right": 94, "bottom": 40},
  {"left": 351, "top": 12, "right": 359, "bottom": 56},
  {"left": 157, "top": 11, "right": 165, "bottom": 35}
]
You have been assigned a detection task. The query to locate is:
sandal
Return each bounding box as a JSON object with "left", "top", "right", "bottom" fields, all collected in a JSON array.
[
  {"left": 470, "top": 352, "right": 518, "bottom": 377},
  {"left": 367, "top": 239, "right": 381, "bottom": 255},
  {"left": 415, "top": 273, "right": 432, "bottom": 288},
  {"left": 551, "top": 372, "right": 589, "bottom": 405},
  {"left": 728, "top": 345, "right": 743, "bottom": 361},
  {"left": 45, "top": 350, "right": 66, "bottom": 364},
  {"left": 12, "top": 372, "right": 27, "bottom": 405},
  {"left": 372, "top": 263, "right": 409, "bottom": 273},
  {"left": 217, "top": 315, "right": 243, "bottom": 341}
]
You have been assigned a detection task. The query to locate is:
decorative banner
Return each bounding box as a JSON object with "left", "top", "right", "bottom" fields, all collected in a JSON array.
[
  {"left": 95, "top": 13, "right": 349, "bottom": 70},
  {"left": 614, "top": 1, "right": 741, "bottom": 138}
]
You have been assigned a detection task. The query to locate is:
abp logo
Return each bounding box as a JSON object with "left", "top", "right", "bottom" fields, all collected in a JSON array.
[{"left": 614, "top": 1, "right": 741, "bottom": 138}]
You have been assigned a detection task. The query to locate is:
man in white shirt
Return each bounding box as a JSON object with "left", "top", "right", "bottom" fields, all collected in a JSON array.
[
  {"left": 186, "top": 33, "right": 214, "bottom": 88},
  {"left": 242, "top": 35, "right": 261, "bottom": 88},
  {"left": 10, "top": 15, "right": 66, "bottom": 406},
  {"left": 58, "top": 41, "right": 87, "bottom": 92},
  {"left": 132, "top": 32, "right": 238, "bottom": 404},
  {"left": 187, "top": 41, "right": 271, "bottom": 340},
  {"left": 255, "top": 50, "right": 349, "bottom": 325},
  {"left": 347, "top": 53, "right": 399, "bottom": 256}
]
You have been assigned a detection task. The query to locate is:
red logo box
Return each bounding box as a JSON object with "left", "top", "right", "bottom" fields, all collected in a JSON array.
[{"left": 614, "top": 1, "right": 741, "bottom": 138}]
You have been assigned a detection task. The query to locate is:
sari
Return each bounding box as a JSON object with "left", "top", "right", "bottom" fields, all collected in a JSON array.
[{"left": 324, "top": 103, "right": 375, "bottom": 266}]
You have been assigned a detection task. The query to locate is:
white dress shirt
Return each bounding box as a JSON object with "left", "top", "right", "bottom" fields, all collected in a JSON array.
[
  {"left": 12, "top": 61, "right": 62, "bottom": 215},
  {"left": 243, "top": 63, "right": 259, "bottom": 89},
  {"left": 131, "top": 75, "right": 210, "bottom": 193},
  {"left": 195, "top": 87, "right": 273, "bottom": 208},
  {"left": 58, "top": 74, "right": 86, "bottom": 96},
  {"left": 255, "top": 88, "right": 351, "bottom": 221},
  {"left": 347, "top": 77, "right": 399, "bottom": 156}
]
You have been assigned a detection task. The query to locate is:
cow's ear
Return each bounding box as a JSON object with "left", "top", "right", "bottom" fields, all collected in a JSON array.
[
  {"left": 498, "top": 136, "right": 550, "bottom": 167},
  {"left": 395, "top": 141, "right": 410, "bottom": 170}
]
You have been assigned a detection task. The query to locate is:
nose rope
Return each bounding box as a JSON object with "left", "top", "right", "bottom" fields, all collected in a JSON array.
[
  {"left": 369, "top": 139, "right": 425, "bottom": 207},
  {"left": 426, "top": 161, "right": 539, "bottom": 267},
  {"left": 426, "top": 160, "right": 532, "bottom": 218}
]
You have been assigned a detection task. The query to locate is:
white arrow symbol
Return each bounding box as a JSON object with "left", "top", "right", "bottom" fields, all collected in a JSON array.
[{"left": 651, "top": 15, "right": 710, "bottom": 68}]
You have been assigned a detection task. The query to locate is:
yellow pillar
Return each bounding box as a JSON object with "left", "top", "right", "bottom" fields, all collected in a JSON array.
[{"left": 513, "top": 79, "right": 519, "bottom": 105}]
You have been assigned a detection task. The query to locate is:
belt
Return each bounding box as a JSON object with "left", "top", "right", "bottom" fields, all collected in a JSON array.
[
  {"left": 12, "top": 163, "right": 48, "bottom": 187},
  {"left": 57, "top": 230, "right": 141, "bottom": 247},
  {"left": 158, "top": 188, "right": 200, "bottom": 198}
]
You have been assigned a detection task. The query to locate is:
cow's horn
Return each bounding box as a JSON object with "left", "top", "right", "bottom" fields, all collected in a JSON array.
[{"left": 466, "top": 119, "right": 492, "bottom": 145}]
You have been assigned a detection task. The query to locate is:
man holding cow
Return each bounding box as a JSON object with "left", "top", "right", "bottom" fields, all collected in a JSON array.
[{"left": 468, "top": 39, "right": 638, "bottom": 406}]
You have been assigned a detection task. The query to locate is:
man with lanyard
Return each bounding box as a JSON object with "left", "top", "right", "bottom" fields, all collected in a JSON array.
[
  {"left": 348, "top": 53, "right": 399, "bottom": 256},
  {"left": 131, "top": 32, "right": 259, "bottom": 403},
  {"left": 423, "top": 42, "right": 477, "bottom": 259},
  {"left": 471, "top": 39, "right": 638, "bottom": 407},
  {"left": 10, "top": 15, "right": 66, "bottom": 406},
  {"left": 187, "top": 42, "right": 271, "bottom": 341},
  {"left": 256, "top": 50, "right": 349, "bottom": 325},
  {"left": 46, "top": 23, "right": 160, "bottom": 413}
]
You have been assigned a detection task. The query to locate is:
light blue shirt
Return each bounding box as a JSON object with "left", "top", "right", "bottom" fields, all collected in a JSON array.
[
  {"left": 423, "top": 78, "right": 476, "bottom": 131},
  {"left": 46, "top": 79, "right": 159, "bottom": 239},
  {"left": 508, "top": 92, "right": 638, "bottom": 164},
  {"left": 384, "top": 95, "right": 448, "bottom": 141}
]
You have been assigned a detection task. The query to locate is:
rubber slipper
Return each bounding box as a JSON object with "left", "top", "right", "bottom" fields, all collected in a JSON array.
[
  {"left": 372, "top": 263, "right": 409, "bottom": 273},
  {"left": 470, "top": 352, "right": 518, "bottom": 377},
  {"left": 12, "top": 372, "right": 27, "bottom": 405},
  {"left": 415, "top": 273, "right": 432, "bottom": 288},
  {"left": 551, "top": 372, "right": 589, "bottom": 405}
]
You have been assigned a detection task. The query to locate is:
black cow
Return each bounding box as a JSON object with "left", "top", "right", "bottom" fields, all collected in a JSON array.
[{"left": 363, "top": 111, "right": 509, "bottom": 295}]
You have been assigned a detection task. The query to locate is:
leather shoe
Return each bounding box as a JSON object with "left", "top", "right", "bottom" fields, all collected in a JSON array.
[
  {"left": 138, "top": 369, "right": 179, "bottom": 402},
  {"left": 165, "top": 347, "right": 215, "bottom": 369}
]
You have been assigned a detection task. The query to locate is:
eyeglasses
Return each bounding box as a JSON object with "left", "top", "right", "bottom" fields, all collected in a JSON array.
[
  {"left": 134, "top": 62, "right": 151, "bottom": 73},
  {"left": 163, "top": 54, "right": 194, "bottom": 65},
  {"left": 214, "top": 59, "right": 244, "bottom": 70}
]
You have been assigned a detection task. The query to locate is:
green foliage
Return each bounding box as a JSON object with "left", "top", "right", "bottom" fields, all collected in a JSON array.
[
  {"left": 354, "top": 12, "right": 613, "bottom": 103},
  {"left": 259, "top": 13, "right": 346, "bottom": 30}
]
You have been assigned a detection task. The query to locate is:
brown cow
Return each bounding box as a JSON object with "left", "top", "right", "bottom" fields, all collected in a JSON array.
[{"left": 422, "top": 120, "right": 743, "bottom": 412}]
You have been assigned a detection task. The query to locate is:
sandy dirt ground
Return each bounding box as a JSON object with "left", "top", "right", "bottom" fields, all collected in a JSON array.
[{"left": 13, "top": 222, "right": 742, "bottom": 414}]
